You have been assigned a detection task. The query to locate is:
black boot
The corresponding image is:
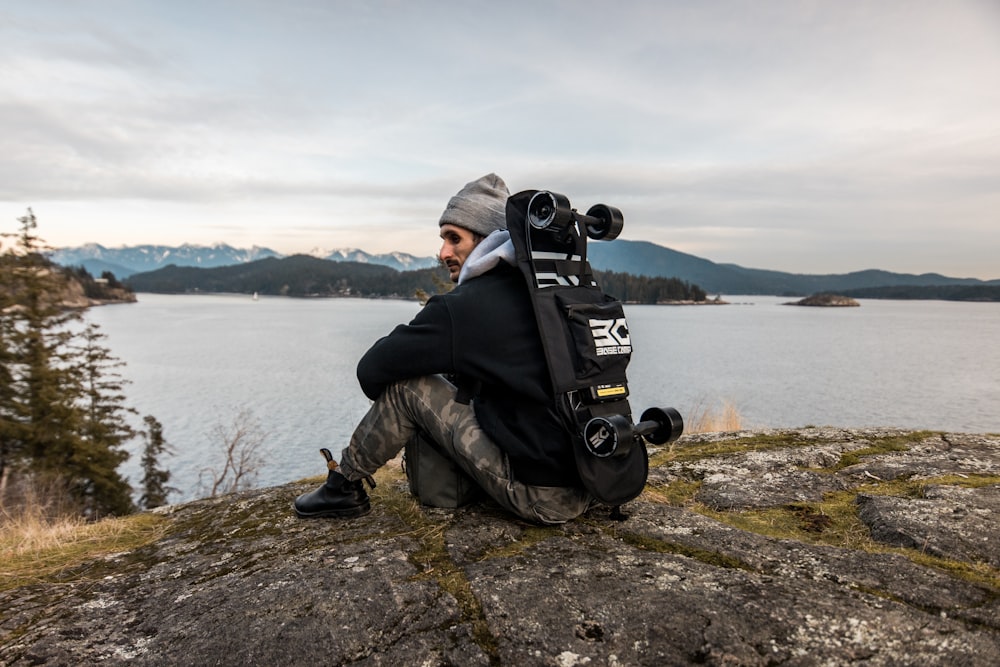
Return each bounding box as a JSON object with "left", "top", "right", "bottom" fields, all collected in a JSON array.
[{"left": 294, "top": 448, "right": 373, "bottom": 518}]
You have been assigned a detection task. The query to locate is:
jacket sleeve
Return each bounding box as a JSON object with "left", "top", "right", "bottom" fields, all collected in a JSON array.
[{"left": 355, "top": 296, "right": 455, "bottom": 400}]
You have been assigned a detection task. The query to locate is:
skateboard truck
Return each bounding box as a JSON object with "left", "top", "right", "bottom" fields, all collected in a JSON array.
[
  {"left": 583, "top": 407, "right": 684, "bottom": 458},
  {"left": 527, "top": 190, "right": 624, "bottom": 241}
]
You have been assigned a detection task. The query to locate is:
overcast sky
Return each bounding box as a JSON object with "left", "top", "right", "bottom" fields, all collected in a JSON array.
[{"left": 2, "top": 1, "right": 998, "bottom": 279}]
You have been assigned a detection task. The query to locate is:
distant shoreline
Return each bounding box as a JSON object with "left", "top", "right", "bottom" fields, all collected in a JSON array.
[{"left": 124, "top": 290, "right": 1000, "bottom": 305}]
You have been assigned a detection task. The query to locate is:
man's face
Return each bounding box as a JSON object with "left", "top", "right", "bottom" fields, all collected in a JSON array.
[{"left": 438, "top": 224, "right": 481, "bottom": 283}]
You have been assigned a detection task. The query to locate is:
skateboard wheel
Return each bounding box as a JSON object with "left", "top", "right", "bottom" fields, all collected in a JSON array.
[
  {"left": 528, "top": 191, "right": 573, "bottom": 232},
  {"left": 639, "top": 407, "right": 683, "bottom": 444},
  {"left": 583, "top": 414, "right": 633, "bottom": 457},
  {"left": 584, "top": 204, "right": 624, "bottom": 240}
]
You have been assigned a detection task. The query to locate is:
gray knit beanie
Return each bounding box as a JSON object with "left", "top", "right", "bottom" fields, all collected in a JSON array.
[{"left": 438, "top": 173, "right": 509, "bottom": 237}]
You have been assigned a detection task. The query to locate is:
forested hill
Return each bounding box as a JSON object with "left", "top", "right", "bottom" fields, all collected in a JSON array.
[
  {"left": 125, "top": 255, "right": 708, "bottom": 303},
  {"left": 125, "top": 255, "right": 442, "bottom": 299},
  {"left": 840, "top": 284, "right": 1000, "bottom": 302},
  {"left": 587, "top": 239, "right": 1000, "bottom": 296}
]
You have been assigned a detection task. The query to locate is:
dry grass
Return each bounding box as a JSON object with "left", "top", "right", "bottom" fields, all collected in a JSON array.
[
  {"left": 0, "top": 481, "right": 168, "bottom": 591},
  {"left": 1, "top": 477, "right": 82, "bottom": 551},
  {"left": 683, "top": 399, "right": 744, "bottom": 434},
  {"left": 1, "top": 504, "right": 88, "bottom": 554}
]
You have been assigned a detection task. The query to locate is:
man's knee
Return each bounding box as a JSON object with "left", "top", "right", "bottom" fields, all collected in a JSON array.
[{"left": 383, "top": 375, "right": 458, "bottom": 414}]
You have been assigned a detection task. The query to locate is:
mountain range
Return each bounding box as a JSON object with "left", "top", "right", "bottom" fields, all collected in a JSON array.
[
  {"left": 50, "top": 240, "right": 999, "bottom": 296},
  {"left": 48, "top": 243, "right": 438, "bottom": 279},
  {"left": 584, "top": 241, "right": 1000, "bottom": 294}
]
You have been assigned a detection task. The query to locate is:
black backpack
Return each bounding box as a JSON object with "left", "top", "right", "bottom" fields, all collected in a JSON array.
[{"left": 506, "top": 190, "right": 683, "bottom": 508}]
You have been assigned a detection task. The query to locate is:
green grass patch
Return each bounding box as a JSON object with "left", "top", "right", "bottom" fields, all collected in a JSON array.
[
  {"left": 905, "top": 551, "right": 1000, "bottom": 592},
  {"left": 827, "top": 431, "right": 938, "bottom": 470},
  {"left": 850, "top": 473, "right": 1000, "bottom": 498},
  {"left": 690, "top": 476, "right": 1000, "bottom": 592},
  {"left": 697, "top": 492, "right": 876, "bottom": 551},
  {"left": 695, "top": 474, "right": 1000, "bottom": 550}
]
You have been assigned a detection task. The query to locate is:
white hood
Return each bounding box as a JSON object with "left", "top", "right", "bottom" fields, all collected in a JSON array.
[{"left": 457, "top": 230, "right": 516, "bottom": 285}]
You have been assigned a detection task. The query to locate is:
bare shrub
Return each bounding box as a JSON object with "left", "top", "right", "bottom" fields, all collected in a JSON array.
[{"left": 198, "top": 408, "right": 267, "bottom": 497}]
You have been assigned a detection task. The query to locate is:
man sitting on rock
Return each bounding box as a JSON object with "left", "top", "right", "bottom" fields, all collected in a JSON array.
[{"left": 293, "top": 173, "right": 592, "bottom": 524}]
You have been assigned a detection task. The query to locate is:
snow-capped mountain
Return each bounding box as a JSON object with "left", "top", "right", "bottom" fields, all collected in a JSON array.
[
  {"left": 320, "top": 248, "right": 438, "bottom": 271},
  {"left": 49, "top": 243, "right": 437, "bottom": 278},
  {"left": 48, "top": 243, "right": 282, "bottom": 278}
]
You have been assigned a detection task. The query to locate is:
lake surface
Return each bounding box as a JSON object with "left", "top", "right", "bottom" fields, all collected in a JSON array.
[{"left": 85, "top": 293, "right": 1000, "bottom": 502}]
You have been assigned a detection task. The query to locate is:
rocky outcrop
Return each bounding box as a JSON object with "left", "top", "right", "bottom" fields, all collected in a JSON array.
[
  {"left": 786, "top": 293, "right": 860, "bottom": 307},
  {"left": 1, "top": 265, "right": 137, "bottom": 310},
  {"left": 2, "top": 428, "right": 998, "bottom": 666},
  {"left": 55, "top": 277, "right": 135, "bottom": 308}
]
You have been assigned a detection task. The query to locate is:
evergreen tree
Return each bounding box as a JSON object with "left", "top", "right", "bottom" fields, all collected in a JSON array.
[
  {"left": 139, "top": 415, "right": 175, "bottom": 510},
  {"left": 595, "top": 270, "right": 707, "bottom": 304},
  {"left": 70, "top": 323, "right": 136, "bottom": 515},
  {"left": 1, "top": 209, "right": 138, "bottom": 517},
  {"left": 0, "top": 251, "right": 19, "bottom": 495},
  {"left": 100, "top": 271, "right": 123, "bottom": 289},
  {"left": 1, "top": 209, "right": 84, "bottom": 499}
]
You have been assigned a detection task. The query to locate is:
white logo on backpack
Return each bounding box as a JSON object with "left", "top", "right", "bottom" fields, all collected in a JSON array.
[{"left": 589, "top": 318, "right": 632, "bottom": 356}]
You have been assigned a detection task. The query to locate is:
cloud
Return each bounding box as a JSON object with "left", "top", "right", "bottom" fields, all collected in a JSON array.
[{"left": 2, "top": 0, "right": 999, "bottom": 278}]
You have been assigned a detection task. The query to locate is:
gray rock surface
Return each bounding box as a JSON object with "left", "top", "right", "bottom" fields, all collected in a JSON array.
[{"left": 2, "top": 428, "right": 998, "bottom": 666}]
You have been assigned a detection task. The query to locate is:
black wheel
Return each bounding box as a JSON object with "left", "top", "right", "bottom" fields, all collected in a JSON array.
[
  {"left": 584, "top": 204, "right": 624, "bottom": 240},
  {"left": 639, "top": 407, "right": 683, "bottom": 444},
  {"left": 527, "top": 191, "right": 573, "bottom": 232},
  {"left": 583, "top": 414, "right": 633, "bottom": 457}
]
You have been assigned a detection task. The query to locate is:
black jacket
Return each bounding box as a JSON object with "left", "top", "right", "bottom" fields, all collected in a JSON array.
[{"left": 356, "top": 262, "right": 578, "bottom": 486}]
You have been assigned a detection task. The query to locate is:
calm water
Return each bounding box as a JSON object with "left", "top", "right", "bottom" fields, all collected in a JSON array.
[{"left": 85, "top": 294, "right": 1000, "bottom": 502}]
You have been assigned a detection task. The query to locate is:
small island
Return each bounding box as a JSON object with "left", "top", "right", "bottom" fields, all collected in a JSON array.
[{"left": 785, "top": 293, "right": 860, "bottom": 307}]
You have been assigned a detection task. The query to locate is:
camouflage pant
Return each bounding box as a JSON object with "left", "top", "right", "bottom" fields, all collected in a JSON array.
[{"left": 339, "top": 375, "right": 592, "bottom": 524}]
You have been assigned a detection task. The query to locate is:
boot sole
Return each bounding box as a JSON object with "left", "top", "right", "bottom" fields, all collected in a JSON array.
[{"left": 293, "top": 502, "right": 371, "bottom": 519}]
